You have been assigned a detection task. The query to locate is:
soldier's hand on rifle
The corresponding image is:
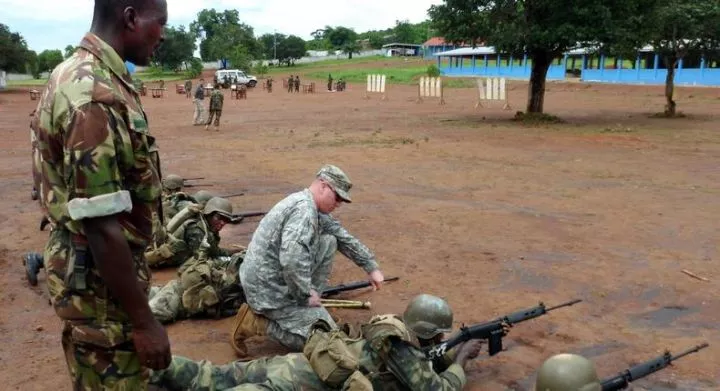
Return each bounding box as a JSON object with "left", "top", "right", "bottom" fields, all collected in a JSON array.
[
  {"left": 368, "top": 269, "right": 384, "bottom": 291},
  {"left": 454, "top": 340, "right": 483, "bottom": 368},
  {"left": 308, "top": 289, "right": 322, "bottom": 307}
]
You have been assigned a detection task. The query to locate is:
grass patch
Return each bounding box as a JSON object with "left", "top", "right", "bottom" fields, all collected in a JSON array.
[
  {"left": 7, "top": 78, "right": 48, "bottom": 86},
  {"left": 135, "top": 71, "right": 187, "bottom": 82},
  {"left": 266, "top": 56, "right": 409, "bottom": 75},
  {"left": 512, "top": 111, "right": 565, "bottom": 124}
]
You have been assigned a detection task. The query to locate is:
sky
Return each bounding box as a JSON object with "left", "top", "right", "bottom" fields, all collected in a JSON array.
[{"left": 0, "top": 0, "right": 443, "bottom": 53}]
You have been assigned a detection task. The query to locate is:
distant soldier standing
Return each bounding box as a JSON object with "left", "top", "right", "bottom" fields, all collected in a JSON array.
[
  {"left": 294, "top": 75, "right": 300, "bottom": 93},
  {"left": 193, "top": 78, "right": 205, "bottom": 125},
  {"left": 327, "top": 73, "right": 333, "bottom": 91},
  {"left": 266, "top": 77, "right": 273, "bottom": 93},
  {"left": 184, "top": 79, "right": 191, "bottom": 98},
  {"left": 205, "top": 83, "right": 224, "bottom": 132},
  {"left": 288, "top": 74, "right": 294, "bottom": 93}
]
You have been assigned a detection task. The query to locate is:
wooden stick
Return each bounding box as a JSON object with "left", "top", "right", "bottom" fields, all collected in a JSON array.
[
  {"left": 322, "top": 301, "right": 371, "bottom": 309},
  {"left": 682, "top": 269, "right": 710, "bottom": 282}
]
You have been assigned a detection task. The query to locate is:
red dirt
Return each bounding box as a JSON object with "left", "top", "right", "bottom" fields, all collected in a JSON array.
[{"left": 1, "top": 71, "right": 719, "bottom": 390}]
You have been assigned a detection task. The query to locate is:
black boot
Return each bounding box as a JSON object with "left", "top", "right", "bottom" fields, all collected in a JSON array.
[{"left": 22, "top": 252, "right": 44, "bottom": 286}]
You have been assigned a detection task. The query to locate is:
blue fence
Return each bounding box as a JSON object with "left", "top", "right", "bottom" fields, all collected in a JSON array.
[
  {"left": 437, "top": 54, "right": 567, "bottom": 80},
  {"left": 580, "top": 56, "right": 720, "bottom": 86}
]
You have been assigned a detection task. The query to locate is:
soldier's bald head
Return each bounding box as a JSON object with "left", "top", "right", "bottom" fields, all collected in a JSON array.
[{"left": 90, "top": 0, "right": 167, "bottom": 66}]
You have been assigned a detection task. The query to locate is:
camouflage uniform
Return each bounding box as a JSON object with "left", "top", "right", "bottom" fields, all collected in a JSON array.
[
  {"left": 149, "top": 315, "right": 467, "bottom": 390},
  {"left": 193, "top": 83, "right": 205, "bottom": 125},
  {"left": 294, "top": 75, "right": 300, "bottom": 93},
  {"left": 149, "top": 202, "right": 245, "bottom": 323},
  {"left": 184, "top": 80, "right": 192, "bottom": 98},
  {"left": 239, "top": 189, "right": 378, "bottom": 350},
  {"left": 205, "top": 88, "right": 224, "bottom": 130},
  {"left": 162, "top": 192, "right": 196, "bottom": 222},
  {"left": 32, "top": 33, "right": 161, "bottom": 389}
]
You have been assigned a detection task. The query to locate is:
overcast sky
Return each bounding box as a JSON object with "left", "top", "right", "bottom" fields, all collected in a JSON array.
[{"left": 1, "top": 0, "right": 443, "bottom": 53}]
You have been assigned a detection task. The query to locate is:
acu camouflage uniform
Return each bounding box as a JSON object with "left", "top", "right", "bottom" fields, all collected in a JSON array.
[
  {"left": 32, "top": 33, "right": 161, "bottom": 389},
  {"left": 239, "top": 188, "right": 378, "bottom": 350},
  {"left": 149, "top": 315, "right": 467, "bottom": 391},
  {"left": 206, "top": 88, "right": 224, "bottom": 129},
  {"left": 149, "top": 203, "right": 245, "bottom": 323}
]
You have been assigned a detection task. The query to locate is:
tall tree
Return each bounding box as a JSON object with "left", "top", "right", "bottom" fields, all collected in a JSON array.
[
  {"left": 636, "top": 0, "right": 720, "bottom": 116},
  {"left": 37, "top": 49, "right": 64, "bottom": 73},
  {"left": 154, "top": 25, "right": 196, "bottom": 70},
  {"left": 0, "top": 23, "right": 30, "bottom": 73},
  {"left": 429, "top": 0, "right": 640, "bottom": 114},
  {"left": 280, "top": 35, "right": 307, "bottom": 64},
  {"left": 63, "top": 45, "right": 76, "bottom": 59},
  {"left": 324, "top": 26, "right": 360, "bottom": 59},
  {"left": 190, "top": 9, "right": 259, "bottom": 62},
  {"left": 393, "top": 20, "right": 417, "bottom": 43}
]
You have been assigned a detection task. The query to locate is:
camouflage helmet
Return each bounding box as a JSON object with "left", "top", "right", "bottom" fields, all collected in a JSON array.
[
  {"left": 162, "top": 174, "right": 184, "bottom": 191},
  {"left": 402, "top": 294, "right": 453, "bottom": 339},
  {"left": 193, "top": 190, "right": 215, "bottom": 206},
  {"left": 203, "top": 197, "right": 234, "bottom": 220},
  {"left": 535, "top": 354, "right": 602, "bottom": 391}
]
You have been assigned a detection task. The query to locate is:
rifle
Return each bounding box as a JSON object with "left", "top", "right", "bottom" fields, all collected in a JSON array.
[
  {"left": 425, "top": 299, "right": 582, "bottom": 360},
  {"left": 219, "top": 192, "right": 245, "bottom": 198},
  {"left": 183, "top": 183, "right": 213, "bottom": 188},
  {"left": 321, "top": 277, "right": 400, "bottom": 298},
  {"left": 229, "top": 211, "right": 268, "bottom": 223},
  {"left": 600, "top": 343, "right": 709, "bottom": 391},
  {"left": 184, "top": 177, "right": 205, "bottom": 181}
]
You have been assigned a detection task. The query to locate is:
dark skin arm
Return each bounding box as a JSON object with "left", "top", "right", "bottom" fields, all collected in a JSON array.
[{"left": 83, "top": 215, "right": 171, "bottom": 370}]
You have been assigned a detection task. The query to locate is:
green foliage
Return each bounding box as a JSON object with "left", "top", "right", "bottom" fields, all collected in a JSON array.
[
  {"left": 191, "top": 9, "right": 259, "bottom": 61},
  {"left": 186, "top": 57, "right": 203, "bottom": 78},
  {"left": 228, "top": 46, "right": 253, "bottom": 71},
  {"left": 63, "top": 45, "right": 76, "bottom": 59},
  {"left": 154, "top": 25, "right": 196, "bottom": 71},
  {"left": 426, "top": 64, "right": 441, "bottom": 77},
  {"left": 254, "top": 63, "right": 269, "bottom": 78},
  {"left": 25, "top": 50, "right": 40, "bottom": 78},
  {"left": 37, "top": 49, "right": 63, "bottom": 73},
  {"left": 0, "top": 23, "right": 31, "bottom": 73}
]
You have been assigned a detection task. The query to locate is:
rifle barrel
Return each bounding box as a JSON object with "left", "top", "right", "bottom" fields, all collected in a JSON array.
[
  {"left": 546, "top": 299, "right": 583, "bottom": 312},
  {"left": 671, "top": 343, "right": 709, "bottom": 361}
]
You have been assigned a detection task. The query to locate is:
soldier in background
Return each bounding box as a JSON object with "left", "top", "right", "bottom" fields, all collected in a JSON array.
[
  {"left": 184, "top": 79, "right": 192, "bottom": 98},
  {"left": 205, "top": 83, "right": 224, "bottom": 132},
  {"left": 151, "top": 294, "right": 482, "bottom": 390},
  {"left": 193, "top": 78, "right": 206, "bottom": 125},
  {"left": 294, "top": 75, "right": 300, "bottom": 93},
  {"left": 288, "top": 74, "right": 294, "bottom": 93},
  {"left": 327, "top": 73, "right": 333, "bottom": 91}
]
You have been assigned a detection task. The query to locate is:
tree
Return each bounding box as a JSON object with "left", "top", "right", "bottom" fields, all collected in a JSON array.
[
  {"left": 190, "top": 9, "right": 259, "bottom": 62},
  {"left": 64, "top": 45, "right": 76, "bottom": 59},
  {"left": 429, "top": 0, "right": 640, "bottom": 114},
  {"left": 0, "top": 23, "right": 30, "bottom": 73},
  {"left": 280, "top": 35, "right": 306, "bottom": 64},
  {"left": 635, "top": 0, "right": 720, "bottom": 116},
  {"left": 154, "top": 25, "right": 195, "bottom": 71},
  {"left": 324, "top": 26, "right": 360, "bottom": 59},
  {"left": 341, "top": 40, "right": 361, "bottom": 59},
  {"left": 26, "top": 50, "right": 39, "bottom": 78},
  {"left": 393, "top": 20, "right": 417, "bottom": 43},
  {"left": 228, "top": 45, "right": 253, "bottom": 71},
  {"left": 37, "top": 49, "right": 64, "bottom": 73}
]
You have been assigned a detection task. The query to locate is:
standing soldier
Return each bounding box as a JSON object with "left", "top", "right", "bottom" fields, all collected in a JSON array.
[
  {"left": 327, "top": 73, "right": 333, "bottom": 91},
  {"left": 294, "top": 75, "right": 300, "bottom": 93},
  {"left": 288, "top": 74, "right": 294, "bottom": 93},
  {"left": 266, "top": 77, "right": 273, "bottom": 93},
  {"left": 205, "top": 83, "right": 224, "bottom": 132},
  {"left": 193, "top": 78, "right": 205, "bottom": 125},
  {"left": 30, "top": 0, "right": 172, "bottom": 388},
  {"left": 184, "top": 79, "right": 192, "bottom": 98}
]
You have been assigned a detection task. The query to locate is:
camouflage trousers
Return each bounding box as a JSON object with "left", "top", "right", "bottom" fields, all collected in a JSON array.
[
  {"left": 149, "top": 354, "right": 329, "bottom": 391},
  {"left": 62, "top": 322, "right": 149, "bottom": 390},
  {"left": 262, "top": 235, "right": 338, "bottom": 350},
  {"left": 206, "top": 110, "right": 222, "bottom": 127},
  {"left": 193, "top": 99, "right": 205, "bottom": 124},
  {"left": 149, "top": 253, "right": 244, "bottom": 324}
]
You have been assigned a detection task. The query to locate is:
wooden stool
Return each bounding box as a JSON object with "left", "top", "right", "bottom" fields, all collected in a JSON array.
[{"left": 150, "top": 88, "right": 165, "bottom": 98}]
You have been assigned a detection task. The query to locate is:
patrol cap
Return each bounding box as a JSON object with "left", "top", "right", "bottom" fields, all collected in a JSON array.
[{"left": 316, "top": 164, "right": 352, "bottom": 203}]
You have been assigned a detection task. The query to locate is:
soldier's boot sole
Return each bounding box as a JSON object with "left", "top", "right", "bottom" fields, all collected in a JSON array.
[
  {"left": 22, "top": 253, "right": 39, "bottom": 286},
  {"left": 230, "top": 303, "right": 268, "bottom": 357}
]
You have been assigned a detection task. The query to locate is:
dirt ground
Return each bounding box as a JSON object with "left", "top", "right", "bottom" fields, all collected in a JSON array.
[{"left": 1, "top": 66, "right": 719, "bottom": 390}]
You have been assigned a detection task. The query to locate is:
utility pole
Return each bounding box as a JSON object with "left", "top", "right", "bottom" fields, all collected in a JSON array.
[{"left": 273, "top": 29, "right": 277, "bottom": 64}]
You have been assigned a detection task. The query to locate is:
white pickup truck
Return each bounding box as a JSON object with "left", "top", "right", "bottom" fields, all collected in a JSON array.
[{"left": 215, "top": 69, "right": 258, "bottom": 88}]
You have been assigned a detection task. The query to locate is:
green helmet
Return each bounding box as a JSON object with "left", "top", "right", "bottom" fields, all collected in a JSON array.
[
  {"left": 163, "top": 174, "right": 184, "bottom": 191},
  {"left": 535, "top": 354, "right": 602, "bottom": 391},
  {"left": 402, "top": 294, "right": 453, "bottom": 339},
  {"left": 203, "top": 197, "right": 234, "bottom": 219},
  {"left": 193, "top": 190, "right": 215, "bottom": 206}
]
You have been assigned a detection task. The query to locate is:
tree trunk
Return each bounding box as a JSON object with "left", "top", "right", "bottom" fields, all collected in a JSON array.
[
  {"left": 526, "top": 50, "right": 552, "bottom": 113},
  {"left": 348, "top": 52, "right": 353, "bottom": 60},
  {"left": 664, "top": 55, "right": 677, "bottom": 116}
]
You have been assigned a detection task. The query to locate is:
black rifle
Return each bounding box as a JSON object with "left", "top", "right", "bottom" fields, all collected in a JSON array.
[
  {"left": 183, "top": 183, "right": 213, "bottom": 188},
  {"left": 601, "top": 343, "right": 709, "bottom": 391},
  {"left": 230, "top": 211, "right": 268, "bottom": 223},
  {"left": 322, "top": 277, "right": 400, "bottom": 298},
  {"left": 184, "top": 177, "right": 205, "bottom": 181},
  {"left": 425, "top": 299, "right": 583, "bottom": 360},
  {"left": 219, "top": 192, "right": 246, "bottom": 198}
]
